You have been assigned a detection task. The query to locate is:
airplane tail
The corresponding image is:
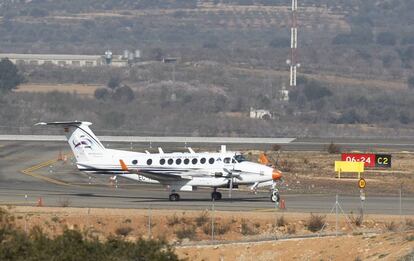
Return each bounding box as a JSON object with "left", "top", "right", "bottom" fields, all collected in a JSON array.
[{"left": 36, "top": 121, "right": 106, "bottom": 162}]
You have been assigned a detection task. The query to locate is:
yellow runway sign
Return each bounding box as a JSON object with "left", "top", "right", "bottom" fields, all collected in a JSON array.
[{"left": 335, "top": 161, "right": 364, "bottom": 179}]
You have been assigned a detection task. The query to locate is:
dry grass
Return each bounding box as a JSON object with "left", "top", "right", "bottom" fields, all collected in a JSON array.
[
  {"left": 384, "top": 221, "right": 398, "bottom": 232},
  {"left": 276, "top": 216, "right": 287, "bottom": 227},
  {"left": 306, "top": 213, "right": 325, "bottom": 232},
  {"left": 349, "top": 212, "right": 364, "bottom": 227},
  {"left": 15, "top": 84, "right": 100, "bottom": 97}
]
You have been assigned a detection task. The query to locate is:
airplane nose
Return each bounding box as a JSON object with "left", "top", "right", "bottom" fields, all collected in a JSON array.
[{"left": 272, "top": 169, "right": 282, "bottom": 180}]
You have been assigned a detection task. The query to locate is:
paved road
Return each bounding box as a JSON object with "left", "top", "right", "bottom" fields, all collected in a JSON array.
[{"left": 0, "top": 141, "right": 413, "bottom": 215}]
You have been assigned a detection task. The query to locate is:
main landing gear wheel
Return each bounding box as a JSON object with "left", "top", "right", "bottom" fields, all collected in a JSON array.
[
  {"left": 169, "top": 193, "right": 180, "bottom": 201},
  {"left": 270, "top": 191, "right": 280, "bottom": 203},
  {"left": 211, "top": 191, "right": 222, "bottom": 201}
]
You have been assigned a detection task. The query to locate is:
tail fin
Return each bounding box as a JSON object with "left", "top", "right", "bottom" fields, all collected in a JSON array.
[{"left": 36, "top": 121, "right": 105, "bottom": 162}]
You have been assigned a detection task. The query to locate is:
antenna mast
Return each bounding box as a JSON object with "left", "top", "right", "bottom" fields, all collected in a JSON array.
[{"left": 289, "top": 0, "right": 299, "bottom": 87}]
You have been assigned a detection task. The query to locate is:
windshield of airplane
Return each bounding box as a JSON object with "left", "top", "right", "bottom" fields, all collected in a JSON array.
[{"left": 234, "top": 154, "right": 247, "bottom": 163}]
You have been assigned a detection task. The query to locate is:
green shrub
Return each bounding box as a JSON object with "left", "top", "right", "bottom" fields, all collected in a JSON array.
[{"left": 115, "top": 226, "right": 133, "bottom": 237}]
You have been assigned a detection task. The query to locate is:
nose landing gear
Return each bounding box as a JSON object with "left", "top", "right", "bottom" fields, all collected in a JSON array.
[{"left": 270, "top": 189, "right": 280, "bottom": 203}]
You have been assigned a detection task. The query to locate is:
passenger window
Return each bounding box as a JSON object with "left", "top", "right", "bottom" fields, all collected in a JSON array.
[
  {"left": 209, "top": 158, "right": 214, "bottom": 164},
  {"left": 147, "top": 159, "right": 152, "bottom": 165},
  {"left": 192, "top": 158, "right": 198, "bottom": 164},
  {"left": 224, "top": 158, "right": 231, "bottom": 163},
  {"left": 200, "top": 158, "right": 206, "bottom": 164},
  {"left": 132, "top": 160, "right": 138, "bottom": 165},
  {"left": 168, "top": 159, "right": 173, "bottom": 165},
  {"left": 184, "top": 158, "right": 190, "bottom": 165},
  {"left": 160, "top": 159, "right": 165, "bottom": 165},
  {"left": 176, "top": 159, "right": 182, "bottom": 165}
]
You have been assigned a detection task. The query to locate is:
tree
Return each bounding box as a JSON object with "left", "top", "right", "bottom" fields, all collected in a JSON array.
[
  {"left": 113, "top": 85, "right": 135, "bottom": 103},
  {"left": 269, "top": 37, "right": 290, "bottom": 48},
  {"left": 107, "top": 76, "right": 121, "bottom": 90},
  {"left": 94, "top": 88, "right": 110, "bottom": 100},
  {"left": 408, "top": 76, "right": 414, "bottom": 89},
  {"left": 0, "top": 58, "right": 24, "bottom": 92},
  {"left": 376, "top": 32, "right": 397, "bottom": 46}
]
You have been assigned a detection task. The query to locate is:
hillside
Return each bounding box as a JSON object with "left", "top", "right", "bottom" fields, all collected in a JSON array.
[{"left": 1, "top": 0, "right": 414, "bottom": 136}]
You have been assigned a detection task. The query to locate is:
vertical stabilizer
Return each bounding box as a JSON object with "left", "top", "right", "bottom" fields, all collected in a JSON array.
[{"left": 36, "top": 121, "right": 105, "bottom": 162}]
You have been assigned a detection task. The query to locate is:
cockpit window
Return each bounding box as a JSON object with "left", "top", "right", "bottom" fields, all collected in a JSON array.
[
  {"left": 224, "top": 157, "right": 231, "bottom": 164},
  {"left": 234, "top": 154, "right": 247, "bottom": 163}
]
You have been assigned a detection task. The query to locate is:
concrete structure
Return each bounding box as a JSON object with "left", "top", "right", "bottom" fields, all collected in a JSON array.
[
  {"left": 249, "top": 108, "right": 272, "bottom": 120},
  {"left": 0, "top": 53, "right": 129, "bottom": 67}
]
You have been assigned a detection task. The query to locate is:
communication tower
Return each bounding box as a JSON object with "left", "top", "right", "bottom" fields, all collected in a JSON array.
[{"left": 287, "top": 0, "right": 300, "bottom": 87}]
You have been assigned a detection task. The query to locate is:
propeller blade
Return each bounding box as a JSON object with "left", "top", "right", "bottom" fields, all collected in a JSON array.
[{"left": 229, "top": 176, "right": 233, "bottom": 199}]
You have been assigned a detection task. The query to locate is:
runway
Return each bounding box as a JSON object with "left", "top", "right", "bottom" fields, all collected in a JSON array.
[{"left": 0, "top": 140, "right": 413, "bottom": 215}]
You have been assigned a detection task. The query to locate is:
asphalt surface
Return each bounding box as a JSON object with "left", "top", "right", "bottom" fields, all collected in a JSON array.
[{"left": 0, "top": 140, "right": 413, "bottom": 215}]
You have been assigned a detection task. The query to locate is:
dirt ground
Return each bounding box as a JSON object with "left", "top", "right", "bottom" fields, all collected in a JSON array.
[
  {"left": 245, "top": 151, "right": 414, "bottom": 196},
  {"left": 176, "top": 232, "right": 414, "bottom": 261},
  {"left": 3, "top": 206, "right": 413, "bottom": 260},
  {"left": 15, "top": 83, "right": 101, "bottom": 97}
]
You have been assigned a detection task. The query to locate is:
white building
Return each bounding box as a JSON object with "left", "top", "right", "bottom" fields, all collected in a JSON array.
[
  {"left": 249, "top": 107, "right": 272, "bottom": 120},
  {"left": 0, "top": 53, "right": 129, "bottom": 67}
]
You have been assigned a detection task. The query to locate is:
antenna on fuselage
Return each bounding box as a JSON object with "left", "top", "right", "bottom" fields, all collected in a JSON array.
[
  {"left": 188, "top": 147, "right": 195, "bottom": 154},
  {"left": 158, "top": 147, "right": 164, "bottom": 154},
  {"left": 220, "top": 145, "right": 226, "bottom": 153}
]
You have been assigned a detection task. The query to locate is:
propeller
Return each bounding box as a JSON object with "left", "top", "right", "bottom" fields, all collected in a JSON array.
[{"left": 223, "top": 168, "right": 242, "bottom": 199}]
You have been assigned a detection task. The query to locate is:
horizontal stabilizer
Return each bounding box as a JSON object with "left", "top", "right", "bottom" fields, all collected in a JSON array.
[{"left": 35, "top": 121, "right": 92, "bottom": 126}]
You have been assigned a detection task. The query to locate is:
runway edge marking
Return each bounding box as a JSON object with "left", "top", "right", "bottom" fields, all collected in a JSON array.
[{"left": 20, "top": 153, "right": 73, "bottom": 186}]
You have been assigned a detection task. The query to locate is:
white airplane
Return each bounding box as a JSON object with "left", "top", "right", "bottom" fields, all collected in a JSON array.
[{"left": 36, "top": 121, "right": 283, "bottom": 202}]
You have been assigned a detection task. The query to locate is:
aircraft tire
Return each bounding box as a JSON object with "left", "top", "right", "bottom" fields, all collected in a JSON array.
[
  {"left": 211, "top": 192, "right": 221, "bottom": 201},
  {"left": 270, "top": 192, "right": 280, "bottom": 203},
  {"left": 169, "top": 193, "right": 180, "bottom": 201}
]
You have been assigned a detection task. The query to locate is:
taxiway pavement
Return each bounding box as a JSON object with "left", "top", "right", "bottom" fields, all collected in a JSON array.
[{"left": 0, "top": 141, "right": 413, "bottom": 215}]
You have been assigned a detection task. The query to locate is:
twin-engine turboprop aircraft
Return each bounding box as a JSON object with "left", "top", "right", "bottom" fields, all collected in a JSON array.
[{"left": 36, "top": 121, "right": 283, "bottom": 202}]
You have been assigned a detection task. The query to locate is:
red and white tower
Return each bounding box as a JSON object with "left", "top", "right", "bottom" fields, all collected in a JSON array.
[{"left": 288, "top": 0, "right": 299, "bottom": 87}]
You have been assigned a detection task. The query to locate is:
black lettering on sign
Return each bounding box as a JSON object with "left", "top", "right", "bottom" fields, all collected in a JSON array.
[{"left": 375, "top": 154, "right": 392, "bottom": 168}]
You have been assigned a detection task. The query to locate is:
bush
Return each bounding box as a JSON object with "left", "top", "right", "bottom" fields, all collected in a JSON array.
[
  {"left": 271, "top": 144, "right": 281, "bottom": 151},
  {"left": 0, "top": 210, "right": 179, "bottom": 261},
  {"left": 175, "top": 225, "right": 196, "bottom": 240},
  {"left": 94, "top": 88, "right": 110, "bottom": 100},
  {"left": 269, "top": 37, "right": 290, "bottom": 48},
  {"left": 306, "top": 213, "right": 325, "bottom": 232},
  {"left": 327, "top": 142, "right": 341, "bottom": 154},
  {"left": 384, "top": 221, "right": 397, "bottom": 232},
  {"left": 113, "top": 85, "right": 135, "bottom": 103},
  {"left": 276, "top": 216, "right": 287, "bottom": 227},
  {"left": 167, "top": 214, "right": 181, "bottom": 226},
  {"left": 107, "top": 76, "right": 121, "bottom": 90},
  {"left": 195, "top": 210, "right": 209, "bottom": 226},
  {"left": 405, "top": 219, "right": 414, "bottom": 229},
  {"left": 287, "top": 224, "right": 296, "bottom": 234},
  {"left": 376, "top": 32, "right": 397, "bottom": 46},
  {"left": 202, "top": 222, "right": 231, "bottom": 235},
  {"left": 349, "top": 212, "right": 363, "bottom": 227},
  {"left": 408, "top": 76, "right": 414, "bottom": 89},
  {"left": 115, "top": 226, "right": 133, "bottom": 237},
  {"left": 241, "top": 219, "right": 257, "bottom": 235}
]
